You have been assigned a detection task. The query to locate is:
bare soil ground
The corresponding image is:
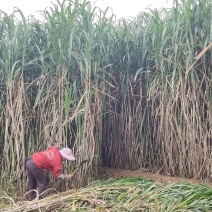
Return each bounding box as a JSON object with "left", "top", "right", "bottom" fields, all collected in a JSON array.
[{"left": 102, "top": 168, "right": 212, "bottom": 187}]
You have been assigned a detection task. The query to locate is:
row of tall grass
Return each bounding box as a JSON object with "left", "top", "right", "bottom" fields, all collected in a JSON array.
[{"left": 0, "top": 0, "right": 211, "bottom": 196}]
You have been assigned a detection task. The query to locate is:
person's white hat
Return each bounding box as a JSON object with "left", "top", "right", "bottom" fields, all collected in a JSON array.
[{"left": 59, "top": 148, "right": 76, "bottom": 161}]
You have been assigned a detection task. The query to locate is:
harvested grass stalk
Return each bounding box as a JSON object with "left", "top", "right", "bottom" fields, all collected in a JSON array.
[{"left": 1, "top": 178, "right": 212, "bottom": 212}]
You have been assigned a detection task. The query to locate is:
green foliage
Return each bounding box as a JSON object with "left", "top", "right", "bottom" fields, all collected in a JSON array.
[{"left": 2, "top": 178, "right": 212, "bottom": 211}]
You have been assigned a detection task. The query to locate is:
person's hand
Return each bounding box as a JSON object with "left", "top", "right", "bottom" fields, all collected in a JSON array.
[{"left": 65, "top": 174, "right": 74, "bottom": 180}]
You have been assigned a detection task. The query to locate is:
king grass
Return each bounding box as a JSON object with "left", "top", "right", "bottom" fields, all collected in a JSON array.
[
  {"left": 1, "top": 178, "right": 212, "bottom": 211},
  {"left": 0, "top": 0, "right": 211, "bottom": 201}
]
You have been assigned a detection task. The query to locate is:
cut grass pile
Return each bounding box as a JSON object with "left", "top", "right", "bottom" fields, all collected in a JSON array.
[{"left": 1, "top": 178, "right": 212, "bottom": 211}]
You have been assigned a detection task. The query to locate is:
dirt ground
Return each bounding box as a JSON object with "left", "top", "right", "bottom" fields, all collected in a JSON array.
[{"left": 102, "top": 168, "right": 212, "bottom": 187}]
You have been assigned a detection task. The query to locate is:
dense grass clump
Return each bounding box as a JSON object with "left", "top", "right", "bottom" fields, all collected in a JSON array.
[{"left": 0, "top": 0, "right": 211, "bottom": 196}]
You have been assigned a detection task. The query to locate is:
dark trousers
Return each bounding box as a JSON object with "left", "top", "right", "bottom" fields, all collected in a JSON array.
[{"left": 26, "top": 158, "right": 48, "bottom": 200}]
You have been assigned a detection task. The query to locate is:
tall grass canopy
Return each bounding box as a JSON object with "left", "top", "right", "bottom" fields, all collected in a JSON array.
[{"left": 0, "top": 0, "right": 211, "bottom": 196}]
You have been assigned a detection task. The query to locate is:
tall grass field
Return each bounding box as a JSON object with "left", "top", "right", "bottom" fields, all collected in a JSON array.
[{"left": 0, "top": 0, "right": 211, "bottom": 209}]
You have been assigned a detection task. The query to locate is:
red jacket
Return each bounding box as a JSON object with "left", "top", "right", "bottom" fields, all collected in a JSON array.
[{"left": 32, "top": 146, "right": 62, "bottom": 178}]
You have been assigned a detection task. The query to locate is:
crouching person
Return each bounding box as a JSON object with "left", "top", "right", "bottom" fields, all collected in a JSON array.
[{"left": 26, "top": 146, "right": 75, "bottom": 200}]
